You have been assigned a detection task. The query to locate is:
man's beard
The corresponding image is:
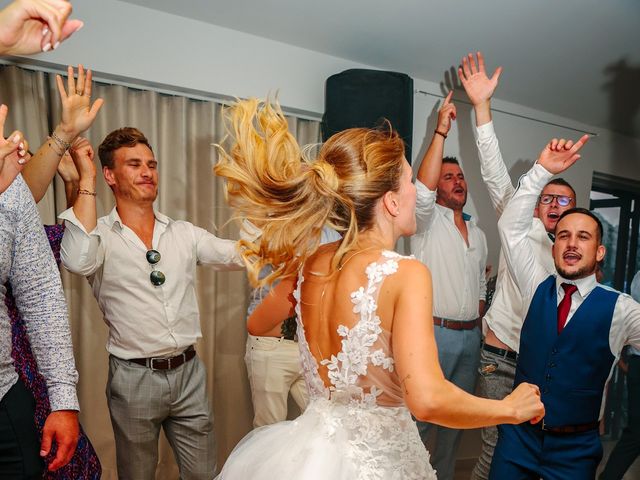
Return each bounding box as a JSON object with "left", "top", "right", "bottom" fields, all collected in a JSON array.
[
  {"left": 438, "top": 191, "right": 467, "bottom": 210},
  {"left": 556, "top": 258, "right": 597, "bottom": 280}
]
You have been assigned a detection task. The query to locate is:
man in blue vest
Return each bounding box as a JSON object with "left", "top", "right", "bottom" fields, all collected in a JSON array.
[{"left": 489, "top": 136, "right": 640, "bottom": 479}]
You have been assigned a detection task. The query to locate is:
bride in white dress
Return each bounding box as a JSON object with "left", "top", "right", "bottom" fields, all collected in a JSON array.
[{"left": 215, "top": 99, "right": 544, "bottom": 479}]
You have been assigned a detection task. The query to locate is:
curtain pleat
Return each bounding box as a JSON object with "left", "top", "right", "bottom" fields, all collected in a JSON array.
[{"left": 1, "top": 65, "right": 321, "bottom": 479}]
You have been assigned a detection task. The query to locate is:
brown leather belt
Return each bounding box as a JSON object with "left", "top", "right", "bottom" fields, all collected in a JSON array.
[
  {"left": 540, "top": 420, "right": 600, "bottom": 434},
  {"left": 433, "top": 317, "right": 480, "bottom": 331},
  {"left": 129, "top": 346, "right": 196, "bottom": 370}
]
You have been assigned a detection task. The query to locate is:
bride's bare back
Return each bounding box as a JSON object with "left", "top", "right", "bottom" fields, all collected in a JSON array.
[{"left": 298, "top": 243, "right": 408, "bottom": 407}]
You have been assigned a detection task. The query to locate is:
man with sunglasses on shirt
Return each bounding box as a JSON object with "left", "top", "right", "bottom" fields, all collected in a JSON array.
[
  {"left": 60, "top": 128, "right": 243, "bottom": 480},
  {"left": 458, "top": 52, "right": 577, "bottom": 480}
]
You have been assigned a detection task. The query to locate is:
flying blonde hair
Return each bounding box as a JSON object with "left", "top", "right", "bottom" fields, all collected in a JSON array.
[{"left": 215, "top": 98, "right": 406, "bottom": 287}]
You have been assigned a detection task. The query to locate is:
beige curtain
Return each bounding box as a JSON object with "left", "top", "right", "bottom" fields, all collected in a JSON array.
[{"left": 1, "top": 65, "right": 321, "bottom": 479}]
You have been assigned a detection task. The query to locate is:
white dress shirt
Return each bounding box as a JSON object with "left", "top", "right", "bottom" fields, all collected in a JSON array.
[
  {"left": 476, "top": 122, "right": 555, "bottom": 350},
  {"left": 498, "top": 163, "right": 640, "bottom": 415},
  {"left": 60, "top": 206, "right": 243, "bottom": 359},
  {"left": 410, "top": 181, "right": 487, "bottom": 321}
]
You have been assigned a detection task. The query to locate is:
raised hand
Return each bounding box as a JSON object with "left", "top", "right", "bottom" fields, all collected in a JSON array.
[
  {"left": 0, "top": 104, "right": 30, "bottom": 194},
  {"left": 56, "top": 65, "right": 104, "bottom": 139},
  {"left": 69, "top": 136, "right": 96, "bottom": 181},
  {"left": 436, "top": 91, "right": 457, "bottom": 136},
  {"left": 537, "top": 135, "right": 590, "bottom": 175},
  {"left": 0, "top": 0, "right": 83, "bottom": 56},
  {"left": 458, "top": 52, "right": 502, "bottom": 108}
]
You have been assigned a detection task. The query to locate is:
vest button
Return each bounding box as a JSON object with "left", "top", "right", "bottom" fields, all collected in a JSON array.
[
  {"left": 542, "top": 387, "right": 549, "bottom": 394},
  {"left": 546, "top": 374, "right": 552, "bottom": 381},
  {"left": 551, "top": 348, "right": 558, "bottom": 355},
  {"left": 548, "top": 362, "right": 556, "bottom": 368}
]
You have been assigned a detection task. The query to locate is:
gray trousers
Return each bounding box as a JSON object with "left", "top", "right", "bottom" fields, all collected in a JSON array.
[
  {"left": 471, "top": 347, "right": 517, "bottom": 480},
  {"left": 416, "top": 325, "right": 481, "bottom": 480},
  {"left": 107, "top": 354, "right": 216, "bottom": 480}
]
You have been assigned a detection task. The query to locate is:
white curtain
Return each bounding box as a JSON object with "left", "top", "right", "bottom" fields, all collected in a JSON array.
[{"left": 0, "top": 64, "right": 321, "bottom": 479}]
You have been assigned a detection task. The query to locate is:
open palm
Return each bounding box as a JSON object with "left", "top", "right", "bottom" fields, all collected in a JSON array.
[
  {"left": 458, "top": 52, "right": 502, "bottom": 107},
  {"left": 56, "top": 65, "right": 104, "bottom": 136},
  {"left": 538, "top": 135, "right": 590, "bottom": 174}
]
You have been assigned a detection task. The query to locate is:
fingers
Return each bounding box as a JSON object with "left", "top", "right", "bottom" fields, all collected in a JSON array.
[
  {"left": 491, "top": 66, "right": 503, "bottom": 85},
  {"left": 55, "top": 74, "right": 67, "bottom": 101},
  {"left": 468, "top": 53, "right": 478, "bottom": 75},
  {"left": 47, "top": 434, "right": 75, "bottom": 471},
  {"left": 85, "top": 69, "right": 93, "bottom": 98},
  {"left": 89, "top": 98, "right": 105, "bottom": 118},
  {"left": 40, "top": 421, "right": 53, "bottom": 458},
  {"left": 66, "top": 65, "right": 76, "bottom": 96},
  {"left": 461, "top": 55, "right": 471, "bottom": 80},
  {"left": 442, "top": 90, "right": 453, "bottom": 106},
  {"left": 37, "top": 0, "right": 73, "bottom": 48},
  {"left": 76, "top": 64, "right": 85, "bottom": 95},
  {"left": 0, "top": 104, "right": 7, "bottom": 139},
  {"left": 59, "top": 19, "right": 84, "bottom": 43},
  {"left": 477, "top": 51, "right": 486, "bottom": 74}
]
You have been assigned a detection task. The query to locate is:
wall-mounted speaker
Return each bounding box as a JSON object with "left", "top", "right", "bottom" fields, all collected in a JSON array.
[{"left": 322, "top": 69, "right": 414, "bottom": 163}]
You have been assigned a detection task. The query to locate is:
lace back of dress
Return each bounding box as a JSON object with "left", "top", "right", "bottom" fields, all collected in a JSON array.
[{"left": 294, "top": 250, "right": 408, "bottom": 407}]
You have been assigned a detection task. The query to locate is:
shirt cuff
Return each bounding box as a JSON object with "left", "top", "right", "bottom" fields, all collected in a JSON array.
[
  {"left": 48, "top": 385, "right": 80, "bottom": 412},
  {"left": 528, "top": 162, "right": 554, "bottom": 189},
  {"left": 58, "top": 207, "right": 97, "bottom": 236},
  {"left": 475, "top": 121, "right": 495, "bottom": 140}
]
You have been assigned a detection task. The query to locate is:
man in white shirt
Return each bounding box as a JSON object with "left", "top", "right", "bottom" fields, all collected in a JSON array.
[
  {"left": 410, "top": 92, "right": 488, "bottom": 480},
  {"left": 490, "top": 136, "right": 640, "bottom": 479},
  {"left": 60, "top": 129, "right": 243, "bottom": 480},
  {"left": 457, "top": 52, "right": 577, "bottom": 480}
]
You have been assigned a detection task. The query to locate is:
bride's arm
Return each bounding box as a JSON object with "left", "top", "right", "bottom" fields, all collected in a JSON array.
[{"left": 390, "top": 259, "right": 544, "bottom": 428}]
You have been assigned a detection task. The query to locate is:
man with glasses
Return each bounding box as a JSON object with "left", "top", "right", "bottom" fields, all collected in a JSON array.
[
  {"left": 458, "top": 52, "right": 577, "bottom": 480},
  {"left": 60, "top": 128, "right": 243, "bottom": 480}
]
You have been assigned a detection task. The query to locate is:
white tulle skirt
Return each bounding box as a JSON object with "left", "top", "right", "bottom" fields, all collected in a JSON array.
[{"left": 217, "top": 398, "right": 436, "bottom": 480}]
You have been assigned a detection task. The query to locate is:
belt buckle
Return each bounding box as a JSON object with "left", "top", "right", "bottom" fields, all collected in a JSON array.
[
  {"left": 541, "top": 420, "right": 549, "bottom": 431},
  {"left": 442, "top": 319, "right": 451, "bottom": 329},
  {"left": 148, "top": 357, "right": 161, "bottom": 371}
]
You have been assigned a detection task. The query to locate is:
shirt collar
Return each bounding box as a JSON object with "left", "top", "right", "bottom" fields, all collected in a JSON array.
[
  {"left": 435, "top": 203, "right": 476, "bottom": 225},
  {"left": 555, "top": 273, "right": 598, "bottom": 299},
  {"left": 105, "top": 207, "right": 171, "bottom": 229}
]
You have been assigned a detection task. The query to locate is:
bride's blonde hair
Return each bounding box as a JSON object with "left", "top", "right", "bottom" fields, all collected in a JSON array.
[{"left": 215, "top": 98, "right": 406, "bottom": 287}]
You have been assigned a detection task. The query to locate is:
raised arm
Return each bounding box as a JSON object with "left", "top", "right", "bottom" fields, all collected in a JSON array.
[
  {"left": 416, "top": 91, "right": 456, "bottom": 189},
  {"left": 459, "top": 52, "right": 513, "bottom": 215},
  {"left": 0, "top": 0, "right": 82, "bottom": 55},
  {"left": 498, "top": 136, "right": 589, "bottom": 299},
  {"left": 59, "top": 139, "right": 102, "bottom": 276},
  {"left": 391, "top": 259, "right": 544, "bottom": 428},
  {"left": 22, "top": 65, "right": 103, "bottom": 202}
]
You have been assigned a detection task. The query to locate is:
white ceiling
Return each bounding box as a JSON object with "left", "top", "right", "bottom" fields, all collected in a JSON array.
[{"left": 123, "top": 0, "right": 640, "bottom": 138}]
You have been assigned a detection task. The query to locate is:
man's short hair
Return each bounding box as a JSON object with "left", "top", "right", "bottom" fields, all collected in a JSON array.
[
  {"left": 98, "top": 127, "right": 153, "bottom": 169},
  {"left": 442, "top": 156, "right": 459, "bottom": 166},
  {"left": 557, "top": 207, "right": 604, "bottom": 243},
  {"left": 544, "top": 177, "right": 576, "bottom": 200}
]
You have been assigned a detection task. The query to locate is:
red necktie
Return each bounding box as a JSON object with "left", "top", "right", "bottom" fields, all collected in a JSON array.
[{"left": 557, "top": 283, "right": 578, "bottom": 334}]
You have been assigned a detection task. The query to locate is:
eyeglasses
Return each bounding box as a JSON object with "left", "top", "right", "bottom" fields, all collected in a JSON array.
[
  {"left": 146, "top": 249, "right": 166, "bottom": 286},
  {"left": 539, "top": 194, "right": 573, "bottom": 207}
]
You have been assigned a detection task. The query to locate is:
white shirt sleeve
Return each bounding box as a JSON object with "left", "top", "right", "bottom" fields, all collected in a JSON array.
[
  {"left": 414, "top": 179, "right": 437, "bottom": 235},
  {"left": 476, "top": 122, "right": 515, "bottom": 217},
  {"left": 498, "top": 163, "right": 554, "bottom": 305},
  {"left": 193, "top": 225, "right": 244, "bottom": 270},
  {"left": 59, "top": 207, "right": 104, "bottom": 276}
]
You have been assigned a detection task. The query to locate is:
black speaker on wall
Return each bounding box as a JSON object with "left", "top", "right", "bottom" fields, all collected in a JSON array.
[{"left": 322, "top": 69, "right": 414, "bottom": 163}]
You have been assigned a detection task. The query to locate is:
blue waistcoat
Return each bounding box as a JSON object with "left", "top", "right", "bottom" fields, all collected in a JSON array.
[{"left": 515, "top": 275, "right": 619, "bottom": 427}]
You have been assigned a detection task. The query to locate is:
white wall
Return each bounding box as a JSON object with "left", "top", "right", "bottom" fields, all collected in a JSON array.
[{"left": 27, "top": 0, "right": 640, "bottom": 269}]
